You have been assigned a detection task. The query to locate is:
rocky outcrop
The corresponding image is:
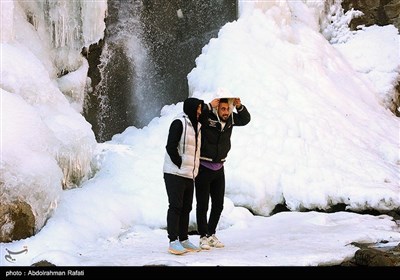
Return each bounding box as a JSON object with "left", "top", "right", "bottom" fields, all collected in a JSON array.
[
  {"left": 342, "top": 242, "right": 400, "bottom": 266},
  {"left": 0, "top": 200, "right": 35, "bottom": 242},
  {"left": 342, "top": 0, "right": 400, "bottom": 30}
]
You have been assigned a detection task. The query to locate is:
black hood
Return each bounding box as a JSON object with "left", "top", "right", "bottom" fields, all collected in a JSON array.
[{"left": 184, "top": 97, "right": 203, "bottom": 131}]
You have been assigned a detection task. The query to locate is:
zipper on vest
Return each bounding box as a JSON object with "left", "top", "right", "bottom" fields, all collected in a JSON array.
[
  {"left": 192, "top": 126, "right": 199, "bottom": 180},
  {"left": 183, "top": 117, "right": 187, "bottom": 154}
]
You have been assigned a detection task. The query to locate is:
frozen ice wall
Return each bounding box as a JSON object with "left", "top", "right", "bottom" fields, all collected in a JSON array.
[
  {"left": 1, "top": 88, "right": 63, "bottom": 235},
  {"left": 16, "top": 0, "right": 107, "bottom": 110},
  {"left": 1, "top": 0, "right": 106, "bottom": 237},
  {"left": 189, "top": 0, "right": 400, "bottom": 215},
  {"left": 0, "top": 1, "right": 14, "bottom": 43}
]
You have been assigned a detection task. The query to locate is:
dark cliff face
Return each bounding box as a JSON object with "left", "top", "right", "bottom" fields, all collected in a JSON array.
[
  {"left": 84, "top": 0, "right": 237, "bottom": 142},
  {"left": 341, "top": 0, "right": 399, "bottom": 30}
]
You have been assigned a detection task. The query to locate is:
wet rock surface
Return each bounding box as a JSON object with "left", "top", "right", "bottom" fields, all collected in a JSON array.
[{"left": 342, "top": 241, "right": 400, "bottom": 266}]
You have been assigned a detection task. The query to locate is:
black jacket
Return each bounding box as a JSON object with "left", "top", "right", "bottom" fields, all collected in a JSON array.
[{"left": 199, "top": 103, "right": 250, "bottom": 163}]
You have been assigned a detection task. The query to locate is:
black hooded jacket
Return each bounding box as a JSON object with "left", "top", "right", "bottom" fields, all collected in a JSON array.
[
  {"left": 199, "top": 102, "right": 251, "bottom": 163},
  {"left": 165, "top": 98, "right": 204, "bottom": 168}
]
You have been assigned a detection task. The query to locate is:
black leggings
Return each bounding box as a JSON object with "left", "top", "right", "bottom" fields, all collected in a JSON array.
[
  {"left": 195, "top": 165, "right": 225, "bottom": 237},
  {"left": 164, "top": 173, "right": 194, "bottom": 242}
]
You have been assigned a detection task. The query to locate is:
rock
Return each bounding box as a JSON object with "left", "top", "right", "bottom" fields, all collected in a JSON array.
[
  {"left": 0, "top": 200, "right": 35, "bottom": 242},
  {"left": 344, "top": 241, "right": 400, "bottom": 266},
  {"left": 31, "top": 260, "right": 56, "bottom": 267}
]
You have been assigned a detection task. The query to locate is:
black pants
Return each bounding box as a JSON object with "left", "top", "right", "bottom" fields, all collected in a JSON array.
[
  {"left": 195, "top": 165, "right": 225, "bottom": 238},
  {"left": 164, "top": 173, "right": 194, "bottom": 242}
]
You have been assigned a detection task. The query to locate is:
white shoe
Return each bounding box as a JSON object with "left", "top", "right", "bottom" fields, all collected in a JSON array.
[
  {"left": 199, "top": 236, "right": 211, "bottom": 250},
  {"left": 208, "top": 234, "right": 224, "bottom": 248},
  {"left": 181, "top": 239, "right": 201, "bottom": 252}
]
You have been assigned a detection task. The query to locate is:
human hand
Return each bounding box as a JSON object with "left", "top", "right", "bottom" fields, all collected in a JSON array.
[
  {"left": 234, "top": 98, "right": 242, "bottom": 108},
  {"left": 210, "top": 98, "right": 220, "bottom": 109}
]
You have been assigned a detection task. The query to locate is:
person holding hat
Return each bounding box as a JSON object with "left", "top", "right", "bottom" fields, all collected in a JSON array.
[
  {"left": 163, "top": 97, "right": 204, "bottom": 255},
  {"left": 196, "top": 96, "right": 251, "bottom": 249}
]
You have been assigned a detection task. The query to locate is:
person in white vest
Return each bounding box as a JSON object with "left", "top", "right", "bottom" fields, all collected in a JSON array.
[
  {"left": 196, "top": 89, "right": 251, "bottom": 250},
  {"left": 163, "top": 97, "right": 204, "bottom": 255}
]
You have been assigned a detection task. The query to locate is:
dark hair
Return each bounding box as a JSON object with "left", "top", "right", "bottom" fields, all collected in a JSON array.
[{"left": 219, "top": 98, "right": 229, "bottom": 104}]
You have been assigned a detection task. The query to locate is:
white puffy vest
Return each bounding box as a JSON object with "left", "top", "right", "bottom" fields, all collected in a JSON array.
[{"left": 163, "top": 114, "right": 201, "bottom": 179}]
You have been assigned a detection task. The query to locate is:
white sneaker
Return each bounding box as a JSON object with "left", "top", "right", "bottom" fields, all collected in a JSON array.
[
  {"left": 199, "top": 236, "right": 211, "bottom": 250},
  {"left": 208, "top": 234, "right": 224, "bottom": 248},
  {"left": 180, "top": 239, "right": 201, "bottom": 252}
]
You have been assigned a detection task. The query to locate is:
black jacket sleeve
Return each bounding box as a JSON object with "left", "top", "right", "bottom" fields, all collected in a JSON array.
[
  {"left": 233, "top": 105, "right": 251, "bottom": 126},
  {"left": 199, "top": 103, "right": 212, "bottom": 125},
  {"left": 165, "top": 119, "right": 183, "bottom": 168}
]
